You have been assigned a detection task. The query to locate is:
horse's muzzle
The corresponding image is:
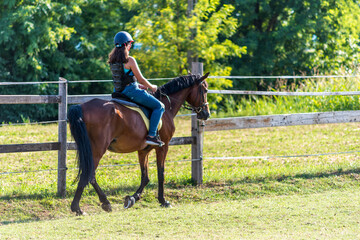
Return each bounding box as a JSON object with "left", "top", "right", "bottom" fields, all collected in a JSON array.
[{"left": 197, "top": 109, "right": 210, "bottom": 120}]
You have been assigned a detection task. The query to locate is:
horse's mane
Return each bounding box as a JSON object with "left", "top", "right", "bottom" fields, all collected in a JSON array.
[{"left": 154, "top": 74, "right": 202, "bottom": 98}]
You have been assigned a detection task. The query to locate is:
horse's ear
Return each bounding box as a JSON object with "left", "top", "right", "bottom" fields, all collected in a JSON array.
[{"left": 200, "top": 72, "right": 210, "bottom": 81}]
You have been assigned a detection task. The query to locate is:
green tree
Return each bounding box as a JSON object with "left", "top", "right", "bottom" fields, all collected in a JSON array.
[
  {"left": 121, "top": 0, "right": 246, "bottom": 110},
  {"left": 58, "top": 0, "right": 138, "bottom": 95},
  {"left": 0, "top": 0, "right": 133, "bottom": 122},
  {"left": 0, "top": 0, "right": 84, "bottom": 122},
  {"left": 227, "top": 0, "right": 360, "bottom": 90}
]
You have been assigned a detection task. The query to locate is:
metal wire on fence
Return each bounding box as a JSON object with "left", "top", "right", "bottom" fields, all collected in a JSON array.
[
  {"left": 0, "top": 158, "right": 202, "bottom": 175},
  {"left": 208, "top": 75, "right": 360, "bottom": 79},
  {"left": 2, "top": 149, "right": 360, "bottom": 176},
  {"left": 0, "top": 120, "right": 66, "bottom": 127},
  {"left": 0, "top": 81, "right": 64, "bottom": 86},
  {"left": 2, "top": 74, "right": 360, "bottom": 86}
]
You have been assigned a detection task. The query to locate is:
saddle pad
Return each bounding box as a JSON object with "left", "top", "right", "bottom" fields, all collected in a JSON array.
[
  {"left": 111, "top": 98, "right": 162, "bottom": 131},
  {"left": 111, "top": 98, "right": 139, "bottom": 108}
]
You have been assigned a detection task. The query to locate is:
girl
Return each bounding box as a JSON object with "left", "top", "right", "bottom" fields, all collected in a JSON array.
[{"left": 108, "top": 31, "right": 165, "bottom": 146}]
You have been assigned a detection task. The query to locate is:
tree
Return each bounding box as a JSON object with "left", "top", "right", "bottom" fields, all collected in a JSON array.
[
  {"left": 58, "top": 0, "right": 138, "bottom": 95},
  {"left": 121, "top": 0, "right": 246, "bottom": 110},
  {"left": 226, "top": 0, "right": 360, "bottom": 90},
  {"left": 0, "top": 0, "right": 133, "bottom": 122},
  {"left": 0, "top": 0, "right": 85, "bottom": 122}
]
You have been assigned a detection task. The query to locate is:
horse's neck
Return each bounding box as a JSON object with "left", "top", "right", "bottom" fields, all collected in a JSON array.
[{"left": 163, "top": 88, "right": 191, "bottom": 117}]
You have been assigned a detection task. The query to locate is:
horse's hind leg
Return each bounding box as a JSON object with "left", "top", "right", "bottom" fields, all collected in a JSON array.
[
  {"left": 124, "top": 150, "right": 150, "bottom": 209},
  {"left": 89, "top": 140, "right": 112, "bottom": 212},
  {"left": 91, "top": 177, "right": 112, "bottom": 212},
  {"left": 71, "top": 184, "right": 85, "bottom": 216},
  {"left": 71, "top": 178, "right": 111, "bottom": 214}
]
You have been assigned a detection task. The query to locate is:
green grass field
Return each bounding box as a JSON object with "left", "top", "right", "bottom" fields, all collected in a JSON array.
[
  {"left": 2, "top": 189, "right": 360, "bottom": 239},
  {"left": 2, "top": 116, "right": 360, "bottom": 238}
]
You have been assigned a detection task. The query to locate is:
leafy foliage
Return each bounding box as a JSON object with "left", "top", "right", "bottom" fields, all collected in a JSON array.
[
  {"left": 0, "top": 0, "right": 132, "bottom": 122},
  {"left": 0, "top": 0, "right": 84, "bottom": 122},
  {"left": 1, "top": 0, "right": 360, "bottom": 121},
  {"left": 124, "top": 0, "right": 246, "bottom": 109},
  {"left": 228, "top": 0, "right": 360, "bottom": 89}
]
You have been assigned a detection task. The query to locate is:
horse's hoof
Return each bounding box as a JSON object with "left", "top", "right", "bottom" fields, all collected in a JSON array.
[
  {"left": 71, "top": 204, "right": 84, "bottom": 216},
  {"left": 124, "top": 195, "right": 136, "bottom": 209},
  {"left": 160, "top": 201, "right": 171, "bottom": 208},
  {"left": 101, "top": 203, "right": 112, "bottom": 212},
  {"left": 75, "top": 210, "right": 86, "bottom": 216}
]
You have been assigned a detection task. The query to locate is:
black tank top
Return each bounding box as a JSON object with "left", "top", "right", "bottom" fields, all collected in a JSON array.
[{"left": 110, "top": 63, "right": 136, "bottom": 92}]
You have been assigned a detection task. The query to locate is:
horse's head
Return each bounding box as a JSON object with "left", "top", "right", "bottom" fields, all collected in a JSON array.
[{"left": 186, "top": 72, "right": 211, "bottom": 120}]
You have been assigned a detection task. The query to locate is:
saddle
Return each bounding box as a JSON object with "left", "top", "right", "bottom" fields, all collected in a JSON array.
[{"left": 111, "top": 92, "right": 162, "bottom": 131}]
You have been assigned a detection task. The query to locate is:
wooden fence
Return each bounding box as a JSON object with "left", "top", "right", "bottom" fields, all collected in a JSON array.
[
  {"left": 0, "top": 63, "right": 204, "bottom": 197},
  {"left": 2, "top": 64, "right": 360, "bottom": 197}
]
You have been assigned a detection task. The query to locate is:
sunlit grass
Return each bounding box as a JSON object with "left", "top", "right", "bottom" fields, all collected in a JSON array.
[{"left": 2, "top": 115, "right": 360, "bottom": 224}]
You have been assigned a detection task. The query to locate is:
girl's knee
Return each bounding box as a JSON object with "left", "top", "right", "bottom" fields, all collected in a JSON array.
[{"left": 159, "top": 102, "right": 165, "bottom": 113}]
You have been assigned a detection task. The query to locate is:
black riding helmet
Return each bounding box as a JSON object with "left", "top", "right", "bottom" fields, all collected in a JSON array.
[{"left": 114, "top": 31, "right": 134, "bottom": 48}]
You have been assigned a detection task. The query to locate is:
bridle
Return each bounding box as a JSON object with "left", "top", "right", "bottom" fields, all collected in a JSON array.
[{"left": 182, "top": 80, "right": 209, "bottom": 113}]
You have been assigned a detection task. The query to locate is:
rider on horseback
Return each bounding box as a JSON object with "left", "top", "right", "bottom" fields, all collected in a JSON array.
[{"left": 108, "top": 31, "right": 165, "bottom": 146}]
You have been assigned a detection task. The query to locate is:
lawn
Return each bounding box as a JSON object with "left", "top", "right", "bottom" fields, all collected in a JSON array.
[{"left": 1, "top": 117, "right": 360, "bottom": 238}]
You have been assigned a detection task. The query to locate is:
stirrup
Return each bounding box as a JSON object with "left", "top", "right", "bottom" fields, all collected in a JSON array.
[{"left": 145, "top": 136, "right": 164, "bottom": 147}]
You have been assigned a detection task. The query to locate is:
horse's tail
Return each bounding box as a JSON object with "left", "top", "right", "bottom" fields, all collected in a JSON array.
[{"left": 68, "top": 105, "right": 94, "bottom": 187}]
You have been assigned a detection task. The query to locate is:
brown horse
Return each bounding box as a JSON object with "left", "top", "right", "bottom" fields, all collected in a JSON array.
[{"left": 67, "top": 73, "right": 210, "bottom": 215}]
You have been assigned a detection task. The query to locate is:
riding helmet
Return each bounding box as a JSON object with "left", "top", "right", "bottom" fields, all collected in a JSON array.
[{"left": 114, "top": 31, "right": 134, "bottom": 47}]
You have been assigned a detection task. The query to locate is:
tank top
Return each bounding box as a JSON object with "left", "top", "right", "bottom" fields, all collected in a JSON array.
[
  {"left": 110, "top": 63, "right": 136, "bottom": 92},
  {"left": 124, "top": 68, "right": 133, "bottom": 76}
]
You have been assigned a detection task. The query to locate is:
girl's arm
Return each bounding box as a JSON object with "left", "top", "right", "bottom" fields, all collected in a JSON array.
[{"left": 128, "top": 57, "right": 157, "bottom": 92}]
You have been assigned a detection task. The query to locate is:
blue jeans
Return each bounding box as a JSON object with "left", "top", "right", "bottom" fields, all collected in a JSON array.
[{"left": 122, "top": 82, "right": 165, "bottom": 136}]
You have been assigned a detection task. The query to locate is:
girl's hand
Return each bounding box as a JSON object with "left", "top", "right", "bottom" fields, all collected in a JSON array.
[{"left": 149, "top": 84, "right": 158, "bottom": 92}]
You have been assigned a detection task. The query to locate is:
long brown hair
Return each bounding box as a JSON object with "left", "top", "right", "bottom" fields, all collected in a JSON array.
[{"left": 107, "top": 43, "right": 130, "bottom": 64}]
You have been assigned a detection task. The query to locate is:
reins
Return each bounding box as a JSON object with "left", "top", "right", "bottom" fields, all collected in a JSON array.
[{"left": 159, "top": 90, "right": 172, "bottom": 110}]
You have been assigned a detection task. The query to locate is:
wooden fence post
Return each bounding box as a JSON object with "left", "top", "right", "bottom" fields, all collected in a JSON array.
[
  {"left": 191, "top": 62, "right": 204, "bottom": 185},
  {"left": 58, "top": 77, "right": 68, "bottom": 197}
]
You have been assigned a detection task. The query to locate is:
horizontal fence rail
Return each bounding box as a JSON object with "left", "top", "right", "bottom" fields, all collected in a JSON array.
[
  {"left": 208, "top": 90, "right": 360, "bottom": 96},
  {"left": 65, "top": 137, "right": 195, "bottom": 151},
  {"left": 205, "top": 110, "right": 360, "bottom": 131},
  {"left": 0, "top": 95, "right": 61, "bottom": 104},
  {"left": 0, "top": 142, "right": 61, "bottom": 153},
  {"left": 68, "top": 94, "right": 111, "bottom": 104}
]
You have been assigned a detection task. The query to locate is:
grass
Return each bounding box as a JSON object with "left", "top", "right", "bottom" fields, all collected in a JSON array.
[
  {"left": 2, "top": 115, "right": 360, "bottom": 238},
  {"left": 0, "top": 118, "right": 360, "bottom": 221},
  {"left": 2, "top": 189, "right": 360, "bottom": 239}
]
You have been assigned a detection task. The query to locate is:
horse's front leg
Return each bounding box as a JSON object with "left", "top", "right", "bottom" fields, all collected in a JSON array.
[
  {"left": 156, "top": 145, "right": 171, "bottom": 208},
  {"left": 124, "top": 150, "right": 150, "bottom": 209}
]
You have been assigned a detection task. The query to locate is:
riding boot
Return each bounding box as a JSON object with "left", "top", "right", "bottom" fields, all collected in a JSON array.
[{"left": 145, "top": 135, "right": 164, "bottom": 147}]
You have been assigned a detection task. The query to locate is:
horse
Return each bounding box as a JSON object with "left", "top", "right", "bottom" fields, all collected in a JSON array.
[{"left": 67, "top": 73, "right": 210, "bottom": 215}]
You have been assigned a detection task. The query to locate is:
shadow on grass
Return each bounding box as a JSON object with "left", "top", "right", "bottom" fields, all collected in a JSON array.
[
  {"left": 0, "top": 183, "right": 139, "bottom": 201},
  {"left": 2, "top": 167, "right": 360, "bottom": 225},
  {"left": 203, "top": 167, "right": 360, "bottom": 187},
  {"left": 1, "top": 218, "right": 42, "bottom": 226},
  {"left": 3, "top": 167, "right": 360, "bottom": 201}
]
